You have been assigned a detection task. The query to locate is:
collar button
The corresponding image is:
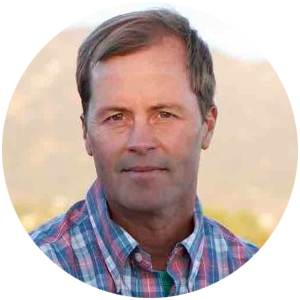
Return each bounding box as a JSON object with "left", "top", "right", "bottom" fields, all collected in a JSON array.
[{"left": 134, "top": 252, "right": 143, "bottom": 263}]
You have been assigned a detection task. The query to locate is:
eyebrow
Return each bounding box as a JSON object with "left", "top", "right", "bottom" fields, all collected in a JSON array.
[{"left": 96, "top": 102, "right": 186, "bottom": 117}]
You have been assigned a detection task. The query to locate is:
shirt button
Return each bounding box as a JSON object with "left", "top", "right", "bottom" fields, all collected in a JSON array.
[{"left": 134, "top": 252, "right": 143, "bottom": 263}]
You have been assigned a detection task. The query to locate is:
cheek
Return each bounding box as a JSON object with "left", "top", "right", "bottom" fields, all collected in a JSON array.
[
  {"left": 88, "top": 130, "right": 126, "bottom": 171},
  {"left": 162, "top": 126, "right": 202, "bottom": 160}
]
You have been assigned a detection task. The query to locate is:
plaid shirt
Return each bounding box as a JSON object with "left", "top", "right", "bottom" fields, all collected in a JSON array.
[{"left": 30, "top": 180, "right": 259, "bottom": 297}]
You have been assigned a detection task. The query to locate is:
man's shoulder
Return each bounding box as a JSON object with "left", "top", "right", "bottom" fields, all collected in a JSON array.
[
  {"left": 203, "top": 217, "right": 268, "bottom": 274},
  {"left": 202, "top": 215, "right": 259, "bottom": 255},
  {"left": 29, "top": 199, "right": 88, "bottom": 248}
]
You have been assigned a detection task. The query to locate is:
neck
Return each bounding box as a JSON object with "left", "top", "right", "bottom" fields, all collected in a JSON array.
[{"left": 107, "top": 199, "right": 195, "bottom": 270}]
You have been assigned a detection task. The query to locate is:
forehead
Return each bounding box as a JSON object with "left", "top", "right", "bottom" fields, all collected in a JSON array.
[{"left": 90, "top": 36, "right": 195, "bottom": 107}]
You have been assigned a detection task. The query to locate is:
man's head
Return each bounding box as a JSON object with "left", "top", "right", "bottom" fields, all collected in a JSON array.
[{"left": 76, "top": 9, "right": 217, "bottom": 215}]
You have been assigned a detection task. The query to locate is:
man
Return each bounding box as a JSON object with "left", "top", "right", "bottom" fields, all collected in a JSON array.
[{"left": 30, "top": 8, "right": 259, "bottom": 297}]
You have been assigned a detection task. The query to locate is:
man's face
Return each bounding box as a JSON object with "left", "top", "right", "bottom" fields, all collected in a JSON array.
[{"left": 83, "top": 36, "right": 216, "bottom": 214}]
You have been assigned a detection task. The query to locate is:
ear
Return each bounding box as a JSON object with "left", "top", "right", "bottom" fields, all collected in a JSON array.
[
  {"left": 201, "top": 105, "right": 218, "bottom": 150},
  {"left": 81, "top": 114, "right": 93, "bottom": 156}
]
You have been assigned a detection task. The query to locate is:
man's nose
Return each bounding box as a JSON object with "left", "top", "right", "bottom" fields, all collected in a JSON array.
[{"left": 127, "top": 119, "right": 157, "bottom": 155}]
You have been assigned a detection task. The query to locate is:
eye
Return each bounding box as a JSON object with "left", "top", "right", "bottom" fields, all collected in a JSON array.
[
  {"left": 107, "top": 113, "right": 124, "bottom": 122},
  {"left": 158, "top": 111, "right": 173, "bottom": 119}
]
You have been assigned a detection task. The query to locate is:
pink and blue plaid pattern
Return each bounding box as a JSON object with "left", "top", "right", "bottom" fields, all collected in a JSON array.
[{"left": 30, "top": 180, "right": 259, "bottom": 297}]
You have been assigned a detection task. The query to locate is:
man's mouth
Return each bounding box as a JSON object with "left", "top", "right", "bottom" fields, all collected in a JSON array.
[
  {"left": 122, "top": 166, "right": 167, "bottom": 172},
  {"left": 121, "top": 166, "right": 167, "bottom": 181}
]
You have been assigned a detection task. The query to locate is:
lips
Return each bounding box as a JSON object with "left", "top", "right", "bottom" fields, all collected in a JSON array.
[{"left": 122, "top": 166, "right": 167, "bottom": 172}]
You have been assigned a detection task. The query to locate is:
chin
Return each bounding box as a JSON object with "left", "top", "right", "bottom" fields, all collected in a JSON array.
[{"left": 117, "top": 193, "right": 171, "bottom": 214}]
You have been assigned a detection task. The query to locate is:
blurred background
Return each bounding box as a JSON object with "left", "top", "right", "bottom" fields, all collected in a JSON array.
[{"left": 2, "top": 5, "right": 298, "bottom": 248}]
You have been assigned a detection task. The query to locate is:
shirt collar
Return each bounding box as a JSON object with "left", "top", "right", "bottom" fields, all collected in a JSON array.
[
  {"left": 86, "top": 180, "right": 138, "bottom": 271},
  {"left": 85, "top": 179, "right": 205, "bottom": 271},
  {"left": 180, "top": 198, "right": 205, "bottom": 267}
]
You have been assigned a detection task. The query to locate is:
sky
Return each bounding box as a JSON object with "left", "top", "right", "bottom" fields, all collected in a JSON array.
[{"left": 0, "top": 2, "right": 300, "bottom": 61}]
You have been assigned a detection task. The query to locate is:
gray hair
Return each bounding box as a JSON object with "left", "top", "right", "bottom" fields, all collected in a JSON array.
[{"left": 76, "top": 8, "right": 216, "bottom": 120}]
